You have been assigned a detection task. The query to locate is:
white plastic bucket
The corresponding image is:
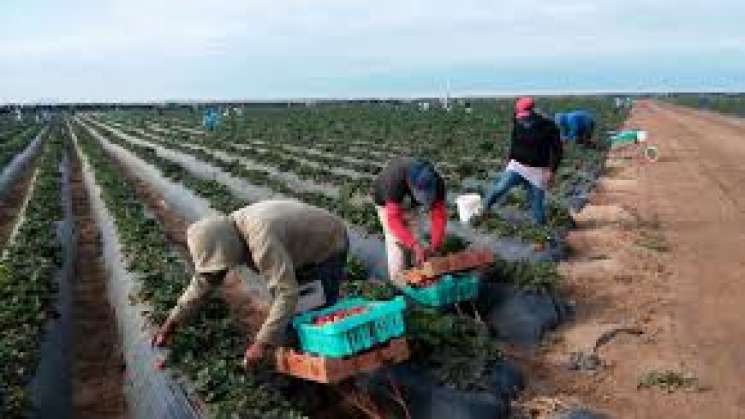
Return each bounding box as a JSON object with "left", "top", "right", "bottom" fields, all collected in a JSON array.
[
  {"left": 456, "top": 194, "right": 483, "bottom": 224},
  {"left": 637, "top": 130, "right": 648, "bottom": 142}
]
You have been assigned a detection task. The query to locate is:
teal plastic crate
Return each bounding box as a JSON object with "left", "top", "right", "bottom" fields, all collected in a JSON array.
[
  {"left": 403, "top": 273, "right": 479, "bottom": 307},
  {"left": 292, "top": 296, "right": 406, "bottom": 358}
]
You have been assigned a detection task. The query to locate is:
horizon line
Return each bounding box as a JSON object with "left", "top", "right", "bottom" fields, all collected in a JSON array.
[{"left": 2, "top": 88, "right": 743, "bottom": 107}]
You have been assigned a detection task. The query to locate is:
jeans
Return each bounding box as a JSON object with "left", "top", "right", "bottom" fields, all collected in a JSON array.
[{"left": 484, "top": 170, "right": 547, "bottom": 225}]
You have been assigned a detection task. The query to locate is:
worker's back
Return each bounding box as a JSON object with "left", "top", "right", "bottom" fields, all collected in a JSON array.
[
  {"left": 231, "top": 200, "right": 348, "bottom": 268},
  {"left": 556, "top": 110, "right": 594, "bottom": 141}
]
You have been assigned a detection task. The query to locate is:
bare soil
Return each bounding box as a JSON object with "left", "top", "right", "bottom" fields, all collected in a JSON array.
[
  {"left": 515, "top": 101, "right": 745, "bottom": 418},
  {"left": 69, "top": 152, "right": 128, "bottom": 418}
]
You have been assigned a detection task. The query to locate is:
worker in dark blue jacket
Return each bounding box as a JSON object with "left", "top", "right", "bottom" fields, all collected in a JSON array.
[{"left": 555, "top": 111, "right": 595, "bottom": 145}]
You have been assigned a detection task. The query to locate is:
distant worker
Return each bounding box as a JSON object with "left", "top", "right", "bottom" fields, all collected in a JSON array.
[
  {"left": 152, "top": 200, "right": 349, "bottom": 369},
  {"left": 483, "top": 97, "right": 563, "bottom": 225},
  {"left": 372, "top": 158, "right": 447, "bottom": 282},
  {"left": 202, "top": 108, "right": 220, "bottom": 131},
  {"left": 554, "top": 110, "right": 595, "bottom": 145}
]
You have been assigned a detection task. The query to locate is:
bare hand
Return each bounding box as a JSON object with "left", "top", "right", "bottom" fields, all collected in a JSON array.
[
  {"left": 151, "top": 320, "right": 176, "bottom": 348},
  {"left": 243, "top": 342, "right": 270, "bottom": 370}
]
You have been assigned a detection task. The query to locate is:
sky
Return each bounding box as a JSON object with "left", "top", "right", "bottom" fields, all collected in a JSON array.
[{"left": 2, "top": 0, "right": 744, "bottom": 103}]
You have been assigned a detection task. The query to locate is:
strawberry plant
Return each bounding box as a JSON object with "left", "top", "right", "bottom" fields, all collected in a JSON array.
[
  {"left": 0, "top": 122, "right": 65, "bottom": 417},
  {"left": 0, "top": 126, "right": 43, "bottom": 171}
]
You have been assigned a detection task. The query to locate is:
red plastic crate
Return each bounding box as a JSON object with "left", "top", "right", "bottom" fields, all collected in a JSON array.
[{"left": 275, "top": 338, "right": 410, "bottom": 383}]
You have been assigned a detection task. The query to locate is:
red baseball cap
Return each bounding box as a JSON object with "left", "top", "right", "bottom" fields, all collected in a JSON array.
[{"left": 515, "top": 97, "right": 535, "bottom": 118}]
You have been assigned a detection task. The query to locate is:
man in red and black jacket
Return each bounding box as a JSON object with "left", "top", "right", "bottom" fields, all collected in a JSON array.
[
  {"left": 483, "top": 97, "right": 563, "bottom": 225},
  {"left": 372, "top": 157, "right": 447, "bottom": 282}
]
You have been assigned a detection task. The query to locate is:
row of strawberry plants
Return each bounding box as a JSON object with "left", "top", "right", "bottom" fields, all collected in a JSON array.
[
  {"left": 94, "top": 109, "right": 602, "bottom": 240},
  {"left": 72, "top": 120, "right": 309, "bottom": 418},
  {"left": 0, "top": 124, "right": 64, "bottom": 417},
  {"left": 73, "top": 120, "right": 247, "bottom": 214},
  {"left": 0, "top": 126, "right": 43, "bottom": 171},
  {"left": 143, "top": 122, "right": 563, "bottom": 240},
  {"left": 93, "top": 116, "right": 565, "bottom": 243},
  {"left": 83, "top": 119, "right": 383, "bottom": 232},
  {"left": 100, "top": 115, "right": 491, "bottom": 193},
  {"left": 106, "top": 120, "right": 374, "bottom": 190},
  {"left": 0, "top": 122, "right": 37, "bottom": 144},
  {"left": 667, "top": 93, "right": 745, "bottom": 117}
]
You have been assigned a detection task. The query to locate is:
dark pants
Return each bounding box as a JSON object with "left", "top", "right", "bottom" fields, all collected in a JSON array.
[{"left": 295, "top": 237, "right": 349, "bottom": 307}]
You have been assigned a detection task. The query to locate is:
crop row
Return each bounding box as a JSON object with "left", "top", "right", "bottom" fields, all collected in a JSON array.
[
  {"left": 667, "top": 93, "right": 745, "bottom": 117},
  {"left": 71, "top": 121, "right": 310, "bottom": 418},
  {"left": 0, "top": 124, "right": 64, "bottom": 417},
  {"left": 81, "top": 119, "right": 383, "bottom": 232},
  {"left": 0, "top": 122, "right": 37, "bottom": 144},
  {"left": 86, "top": 113, "right": 572, "bottom": 414},
  {"left": 75, "top": 118, "right": 529, "bottom": 417},
  {"left": 0, "top": 126, "right": 43, "bottom": 172},
  {"left": 74, "top": 120, "right": 248, "bottom": 214},
  {"left": 94, "top": 98, "right": 628, "bottom": 243},
  {"left": 89, "top": 117, "right": 562, "bottom": 242},
  {"left": 102, "top": 120, "right": 374, "bottom": 190}
]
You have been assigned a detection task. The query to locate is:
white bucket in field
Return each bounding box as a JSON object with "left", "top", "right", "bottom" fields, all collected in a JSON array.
[
  {"left": 456, "top": 194, "right": 483, "bottom": 224},
  {"left": 637, "top": 130, "right": 648, "bottom": 142}
]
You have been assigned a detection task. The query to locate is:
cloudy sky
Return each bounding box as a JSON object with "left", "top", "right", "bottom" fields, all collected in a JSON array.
[{"left": 2, "top": 0, "right": 744, "bottom": 102}]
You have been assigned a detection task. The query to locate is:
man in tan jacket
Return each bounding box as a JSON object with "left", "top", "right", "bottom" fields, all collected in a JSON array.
[{"left": 152, "top": 200, "right": 349, "bottom": 368}]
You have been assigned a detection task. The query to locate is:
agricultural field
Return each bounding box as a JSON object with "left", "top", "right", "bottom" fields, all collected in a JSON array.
[
  {"left": 1, "top": 97, "right": 628, "bottom": 418},
  {"left": 666, "top": 93, "right": 745, "bottom": 116}
]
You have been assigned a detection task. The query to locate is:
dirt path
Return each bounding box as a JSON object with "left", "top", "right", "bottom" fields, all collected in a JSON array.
[
  {"left": 517, "top": 100, "right": 745, "bottom": 418},
  {"left": 69, "top": 152, "right": 128, "bottom": 419}
]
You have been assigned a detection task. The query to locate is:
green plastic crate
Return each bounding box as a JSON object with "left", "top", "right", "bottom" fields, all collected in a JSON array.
[
  {"left": 403, "top": 273, "right": 479, "bottom": 307},
  {"left": 292, "top": 296, "right": 406, "bottom": 358}
]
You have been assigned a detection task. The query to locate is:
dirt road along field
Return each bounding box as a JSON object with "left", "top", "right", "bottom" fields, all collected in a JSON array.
[{"left": 518, "top": 100, "right": 745, "bottom": 418}]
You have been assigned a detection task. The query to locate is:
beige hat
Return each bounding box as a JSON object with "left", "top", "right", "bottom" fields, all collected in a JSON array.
[{"left": 186, "top": 215, "right": 245, "bottom": 273}]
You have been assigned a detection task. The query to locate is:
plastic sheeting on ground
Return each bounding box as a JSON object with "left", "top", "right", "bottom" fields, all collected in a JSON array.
[
  {"left": 72, "top": 127, "right": 202, "bottom": 419},
  {"left": 29, "top": 152, "right": 75, "bottom": 418}
]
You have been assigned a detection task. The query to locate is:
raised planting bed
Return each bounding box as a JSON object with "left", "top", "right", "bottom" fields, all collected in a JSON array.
[
  {"left": 0, "top": 122, "right": 69, "bottom": 418},
  {"left": 76, "top": 120, "right": 246, "bottom": 215},
  {"left": 0, "top": 126, "right": 46, "bottom": 198}
]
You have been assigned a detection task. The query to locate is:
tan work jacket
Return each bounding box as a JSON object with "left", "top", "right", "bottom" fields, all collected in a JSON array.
[{"left": 168, "top": 200, "right": 348, "bottom": 345}]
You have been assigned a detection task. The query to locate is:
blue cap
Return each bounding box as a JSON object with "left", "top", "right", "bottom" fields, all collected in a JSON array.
[{"left": 408, "top": 160, "right": 438, "bottom": 207}]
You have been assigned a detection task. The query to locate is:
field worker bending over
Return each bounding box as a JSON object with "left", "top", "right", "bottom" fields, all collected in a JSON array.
[
  {"left": 152, "top": 200, "right": 349, "bottom": 369},
  {"left": 555, "top": 110, "right": 595, "bottom": 145},
  {"left": 483, "top": 97, "right": 563, "bottom": 225},
  {"left": 372, "top": 157, "right": 447, "bottom": 282}
]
